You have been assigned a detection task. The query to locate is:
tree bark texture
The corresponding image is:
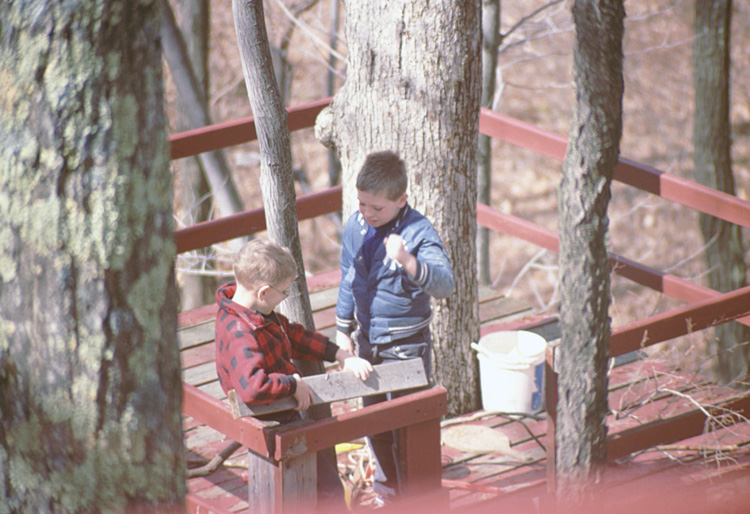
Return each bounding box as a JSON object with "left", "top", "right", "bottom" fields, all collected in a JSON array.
[
  {"left": 315, "top": 0, "right": 482, "bottom": 415},
  {"left": 556, "top": 0, "right": 624, "bottom": 502},
  {"left": 478, "top": 0, "right": 501, "bottom": 285},
  {"left": 693, "top": 0, "right": 750, "bottom": 386},
  {"left": 232, "top": 0, "right": 331, "bottom": 426},
  {"left": 0, "top": 2, "right": 185, "bottom": 512}
]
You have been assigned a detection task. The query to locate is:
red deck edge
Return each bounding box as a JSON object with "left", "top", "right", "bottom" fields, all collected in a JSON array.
[{"left": 182, "top": 382, "right": 272, "bottom": 457}]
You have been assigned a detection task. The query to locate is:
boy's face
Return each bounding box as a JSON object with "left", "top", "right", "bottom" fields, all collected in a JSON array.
[{"left": 357, "top": 190, "right": 407, "bottom": 228}]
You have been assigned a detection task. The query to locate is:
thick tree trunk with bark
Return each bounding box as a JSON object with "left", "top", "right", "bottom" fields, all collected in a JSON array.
[
  {"left": 693, "top": 0, "right": 750, "bottom": 386},
  {"left": 556, "top": 0, "right": 624, "bottom": 503},
  {"left": 0, "top": 2, "right": 185, "bottom": 512},
  {"left": 315, "top": 0, "right": 482, "bottom": 415}
]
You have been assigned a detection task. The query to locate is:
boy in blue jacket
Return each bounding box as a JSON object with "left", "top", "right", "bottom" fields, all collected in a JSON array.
[{"left": 335, "top": 150, "right": 455, "bottom": 503}]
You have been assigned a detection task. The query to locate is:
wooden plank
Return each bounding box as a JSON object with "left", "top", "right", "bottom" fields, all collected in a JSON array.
[
  {"left": 308, "top": 286, "right": 339, "bottom": 312},
  {"left": 197, "top": 380, "right": 226, "bottom": 401},
  {"left": 229, "top": 359, "right": 428, "bottom": 418},
  {"left": 399, "top": 418, "right": 444, "bottom": 496},
  {"left": 169, "top": 97, "right": 331, "bottom": 160},
  {"left": 178, "top": 319, "right": 216, "bottom": 350},
  {"left": 610, "top": 285, "right": 750, "bottom": 356},
  {"left": 183, "top": 361, "right": 219, "bottom": 387},
  {"left": 180, "top": 342, "right": 216, "bottom": 369},
  {"left": 246, "top": 451, "right": 317, "bottom": 514},
  {"left": 175, "top": 186, "right": 342, "bottom": 254}
]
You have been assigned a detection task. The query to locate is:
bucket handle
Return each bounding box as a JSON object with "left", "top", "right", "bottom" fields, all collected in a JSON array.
[{"left": 470, "top": 342, "right": 491, "bottom": 360}]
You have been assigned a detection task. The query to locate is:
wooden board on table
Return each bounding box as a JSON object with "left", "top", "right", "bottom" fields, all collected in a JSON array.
[{"left": 228, "top": 358, "right": 428, "bottom": 418}]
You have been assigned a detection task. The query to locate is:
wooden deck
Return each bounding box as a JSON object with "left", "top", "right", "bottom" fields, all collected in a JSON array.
[{"left": 179, "top": 272, "right": 750, "bottom": 513}]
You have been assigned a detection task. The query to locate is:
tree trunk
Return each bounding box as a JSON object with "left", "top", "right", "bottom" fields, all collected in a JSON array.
[
  {"left": 693, "top": 0, "right": 750, "bottom": 386},
  {"left": 556, "top": 0, "right": 624, "bottom": 504},
  {"left": 478, "top": 0, "right": 502, "bottom": 285},
  {"left": 326, "top": 0, "right": 343, "bottom": 189},
  {"left": 232, "top": 0, "right": 331, "bottom": 424},
  {"left": 173, "top": 0, "right": 217, "bottom": 311},
  {"left": 0, "top": 2, "right": 185, "bottom": 512},
  {"left": 315, "top": 0, "right": 482, "bottom": 415}
]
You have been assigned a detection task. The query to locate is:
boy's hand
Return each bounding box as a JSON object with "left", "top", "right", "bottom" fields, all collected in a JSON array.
[
  {"left": 335, "top": 349, "right": 373, "bottom": 380},
  {"left": 292, "top": 373, "right": 314, "bottom": 410},
  {"left": 336, "top": 331, "right": 355, "bottom": 354},
  {"left": 384, "top": 234, "right": 417, "bottom": 277}
]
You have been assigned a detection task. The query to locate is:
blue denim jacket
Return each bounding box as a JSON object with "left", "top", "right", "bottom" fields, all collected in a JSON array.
[{"left": 335, "top": 204, "right": 455, "bottom": 345}]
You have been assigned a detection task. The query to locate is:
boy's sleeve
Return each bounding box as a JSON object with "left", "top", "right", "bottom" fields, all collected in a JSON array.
[
  {"left": 409, "top": 226, "right": 456, "bottom": 299},
  {"left": 335, "top": 216, "right": 357, "bottom": 335},
  {"left": 216, "top": 320, "right": 297, "bottom": 404},
  {"left": 281, "top": 316, "right": 340, "bottom": 362}
]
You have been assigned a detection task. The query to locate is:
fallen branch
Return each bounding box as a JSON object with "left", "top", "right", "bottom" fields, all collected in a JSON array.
[{"left": 187, "top": 441, "right": 242, "bottom": 478}]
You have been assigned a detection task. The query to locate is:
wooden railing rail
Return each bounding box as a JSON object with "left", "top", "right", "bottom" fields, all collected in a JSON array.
[
  {"left": 476, "top": 203, "right": 750, "bottom": 327},
  {"left": 168, "top": 98, "right": 750, "bottom": 228},
  {"left": 169, "top": 97, "right": 331, "bottom": 160},
  {"left": 175, "top": 186, "right": 341, "bottom": 254},
  {"left": 174, "top": 185, "right": 749, "bottom": 329},
  {"left": 479, "top": 107, "right": 750, "bottom": 228}
]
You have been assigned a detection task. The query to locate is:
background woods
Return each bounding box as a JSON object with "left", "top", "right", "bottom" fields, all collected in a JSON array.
[{"left": 168, "top": 0, "right": 749, "bottom": 383}]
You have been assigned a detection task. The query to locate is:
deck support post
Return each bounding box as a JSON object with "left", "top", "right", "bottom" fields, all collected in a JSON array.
[
  {"left": 247, "top": 451, "right": 317, "bottom": 514},
  {"left": 397, "top": 417, "right": 447, "bottom": 503}
]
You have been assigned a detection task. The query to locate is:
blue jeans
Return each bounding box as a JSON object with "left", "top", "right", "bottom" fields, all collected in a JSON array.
[{"left": 355, "top": 329, "right": 432, "bottom": 499}]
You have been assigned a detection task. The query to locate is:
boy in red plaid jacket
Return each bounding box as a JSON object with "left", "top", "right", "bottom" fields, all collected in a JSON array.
[{"left": 214, "top": 239, "right": 371, "bottom": 506}]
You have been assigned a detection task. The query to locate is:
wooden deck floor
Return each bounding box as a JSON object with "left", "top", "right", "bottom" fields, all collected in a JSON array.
[{"left": 179, "top": 272, "right": 750, "bottom": 513}]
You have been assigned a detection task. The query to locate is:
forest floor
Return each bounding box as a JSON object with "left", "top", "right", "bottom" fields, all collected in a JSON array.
[{"left": 166, "top": 0, "right": 750, "bottom": 384}]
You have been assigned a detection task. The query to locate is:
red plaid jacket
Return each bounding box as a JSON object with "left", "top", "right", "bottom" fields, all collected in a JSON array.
[{"left": 214, "top": 282, "right": 338, "bottom": 404}]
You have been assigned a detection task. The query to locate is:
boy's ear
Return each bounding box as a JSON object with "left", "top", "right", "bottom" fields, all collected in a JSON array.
[
  {"left": 257, "top": 285, "right": 271, "bottom": 299},
  {"left": 398, "top": 193, "right": 408, "bottom": 207}
]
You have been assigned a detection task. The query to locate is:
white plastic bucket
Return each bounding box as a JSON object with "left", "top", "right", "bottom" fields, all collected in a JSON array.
[{"left": 472, "top": 331, "right": 547, "bottom": 414}]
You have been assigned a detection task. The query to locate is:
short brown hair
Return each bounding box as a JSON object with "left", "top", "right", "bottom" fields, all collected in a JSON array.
[
  {"left": 233, "top": 239, "right": 297, "bottom": 290},
  {"left": 356, "top": 151, "right": 408, "bottom": 200}
]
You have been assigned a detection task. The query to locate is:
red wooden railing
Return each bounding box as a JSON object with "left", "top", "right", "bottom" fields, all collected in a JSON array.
[{"left": 172, "top": 98, "right": 750, "bottom": 500}]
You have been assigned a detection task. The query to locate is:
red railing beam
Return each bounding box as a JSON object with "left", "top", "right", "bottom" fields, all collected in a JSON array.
[
  {"left": 477, "top": 203, "right": 750, "bottom": 328},
  {"left": 174, "top": 186, "right": 342, "bottom": 254},
  {"left": 479, "top": 107, "right": 750, "bottom": 228},
  {"left": 182, "top": 382, "right": 272, "bottom": 457},
  {"left": 169, "top": 97, "right": 332, "bottom": 160},
  {"left": 609, "top": 285, "right": 750, "bottom": 357},
  {"left": 274, "top": 387, "right": 447, "bottom": 460}
]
